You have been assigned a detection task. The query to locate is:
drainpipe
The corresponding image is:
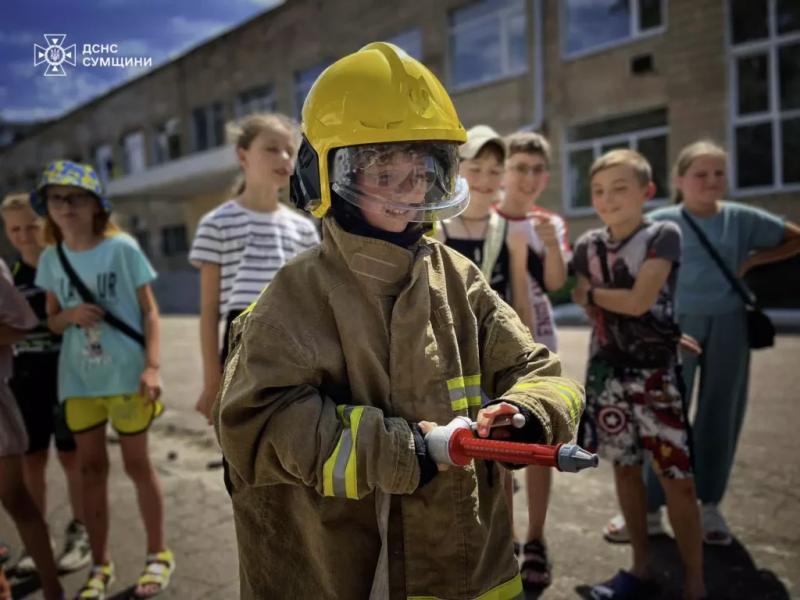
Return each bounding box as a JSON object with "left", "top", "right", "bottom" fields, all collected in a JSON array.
[{"left": 520, "top": 0, "right": 545, "bottom": 132}]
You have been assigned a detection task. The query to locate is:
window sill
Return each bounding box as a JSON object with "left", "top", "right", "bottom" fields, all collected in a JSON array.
[
  {"left": 561, "top": 27, "right": 666, "bottom": 62},
  {"left": 449, "top": 68, "right": 528, "bottom": 95}
]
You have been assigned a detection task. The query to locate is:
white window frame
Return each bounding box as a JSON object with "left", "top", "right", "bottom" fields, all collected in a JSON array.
[
  {"left": 727, "top": 0, "right": 800, "bottom": 196},
  {"left": 562, "top": 125, "right": 670, "bottom": 217},
  {"left": 235, "top": 84, "right": 276, "bottom": 119},
  {"left": 192, "top": 103, "right": 224, "bottom": 152},
  {"left": 561, "top": 0, "right": 667, "bottom": 60},
  {"left": 94, "top": 143, "right": 114, "bottom": 183},
  {"left": 447, "top": 0, "right": 528, "bottom": 92},
  {"left": 153, "top": 117, "right": 181, "bottom": 165}
]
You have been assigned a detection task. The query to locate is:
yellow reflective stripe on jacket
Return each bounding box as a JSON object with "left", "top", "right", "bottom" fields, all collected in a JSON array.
[
  {"left": 447, "top": 374, "right": 483, "bottom": 411},
  {"left": 322, "top": 405, "right": 365, "bottom": 499},
  {"left": 511, "top": 381, "right": 582, "bottom": 424},
  {"left": 408, "top": 574, "right": 523, "bottom": 600}
]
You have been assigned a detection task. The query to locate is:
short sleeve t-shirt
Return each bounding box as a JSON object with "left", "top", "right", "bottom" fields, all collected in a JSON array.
[
  {"left": 35, "top": 235, "right": 157, "bottom": 401},
  {"left": 11, "top": 258, "right": 61, "bottom": 359},
  {"left": 648, "top": 202, "right": 785, "bottom": 316},
  {"left": 498, "top": 206, "right": 572, "bottom": 352},
  {"left": 189, "top": 201, "right": 320, "bottom": 314},
  {"left": 573, "top": 220, "right": 682, "bottom": 366}
]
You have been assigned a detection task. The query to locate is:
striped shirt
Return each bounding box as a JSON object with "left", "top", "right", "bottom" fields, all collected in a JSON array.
[{"left": 189, "top": 200, "right": 320, "bottom": 313}]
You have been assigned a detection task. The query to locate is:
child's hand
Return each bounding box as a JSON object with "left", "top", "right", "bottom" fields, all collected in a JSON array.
[
  {"left": 195, "top": 385, "right": 219, "bottom": 425},
  {"left": 475, "top": 402, "right": 520, "bottom": 438},
  {"left": 417, "top": 421, "right": 450, "bottom": 471},
  {"left": 68, "top": 303, "right": 105, "bottom": 327},
  {"left": 572, "top": 278, "right": 590, "bottom": 307},
  {"left": 679, "top": 333, "right": 702, "bottom": 356},
  {"left": 139, "top": 366, "right": 162, "bottom": 404},
  {"left": 534, "top": 217, "right": 559, "bottom": 248}
]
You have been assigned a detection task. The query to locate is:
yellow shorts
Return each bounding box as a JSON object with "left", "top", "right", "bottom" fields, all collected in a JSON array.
[{"left": 65, "top": 394, "right": 164, "bottom": 435}]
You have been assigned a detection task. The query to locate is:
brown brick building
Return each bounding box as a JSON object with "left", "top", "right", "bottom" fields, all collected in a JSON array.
[{"left": 2, "top": 0, "right": 798, "bottom": 311}]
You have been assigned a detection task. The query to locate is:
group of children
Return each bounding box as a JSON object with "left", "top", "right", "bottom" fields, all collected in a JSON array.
[
  {"left": 3, "top": 40, "right": 798, "bottom": 600},
  {"left": 0, "top": 162, "right": 174, "bottom": 600}
]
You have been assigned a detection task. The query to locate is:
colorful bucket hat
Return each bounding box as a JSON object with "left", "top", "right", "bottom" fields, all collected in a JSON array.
[{"left": 29, "top": 160, "right": 112, "bottom": 216}]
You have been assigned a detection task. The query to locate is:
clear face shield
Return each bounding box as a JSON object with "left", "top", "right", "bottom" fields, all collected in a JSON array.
[{"left": 330, "top": 141, "right": 469, "bottom": 223}]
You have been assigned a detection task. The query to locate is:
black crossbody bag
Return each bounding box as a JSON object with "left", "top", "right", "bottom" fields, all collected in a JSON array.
[
  {"left": 680, "top": 209, "right": 775, "bottom": 349},
  {"left": 56, "top": 243, "right": 146, "bottom": 348}
]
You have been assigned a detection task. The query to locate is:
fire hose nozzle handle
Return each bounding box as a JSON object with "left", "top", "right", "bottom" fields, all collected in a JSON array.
[{"left": 424, "top": 417, "right": 471, "bottom": 466}]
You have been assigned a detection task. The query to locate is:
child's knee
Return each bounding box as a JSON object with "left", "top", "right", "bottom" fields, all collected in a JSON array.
[
  {"left": 122, "top": 456, "right": 154, "bottom": 482},
  {"left": 662, "top": 476, "right": 697, "bottom": 500},
  {"left": 80, "top": 457, "right": 110, "bottom": 482}
]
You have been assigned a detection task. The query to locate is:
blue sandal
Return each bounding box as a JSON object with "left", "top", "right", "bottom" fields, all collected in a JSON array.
[{"left": 590, "top": 570, "right": 658, "bottom": 600}]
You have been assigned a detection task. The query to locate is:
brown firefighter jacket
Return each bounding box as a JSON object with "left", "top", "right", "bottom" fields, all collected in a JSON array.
[{"left": 215, "top": 217, "right": 584, "bottom": 600}]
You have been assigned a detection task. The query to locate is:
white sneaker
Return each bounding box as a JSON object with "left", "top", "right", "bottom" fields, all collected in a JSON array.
[
  {"left": 57, "top": 519, "right": 91, "bottom": 572},
  {"left": 13, "top": 538, "right": 55, "bottom": 575},
  {"left": 702, "top": 503, "right": 733, "bottom": 546},
  {"left": 602, "top": 511, "right": 666, "bottom": 543}
]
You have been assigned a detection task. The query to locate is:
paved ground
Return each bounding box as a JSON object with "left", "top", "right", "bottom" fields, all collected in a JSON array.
[{"left": 1, "top": 317, "right": 797, "bottom": 599}]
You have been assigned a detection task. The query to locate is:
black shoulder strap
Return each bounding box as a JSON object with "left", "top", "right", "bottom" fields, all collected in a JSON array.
[
  {"left": 56, "top": 243, "right": 146, "bottom": 347},
  {"left": 680, "top": 208, "right": 756, "bottom": 307},
  {"left": 593, "top": 239, "right": 612, "bottom": 284}
]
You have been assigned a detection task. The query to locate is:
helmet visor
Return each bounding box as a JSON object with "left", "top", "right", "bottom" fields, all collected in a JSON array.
[{"left": 330, "top": 141, "right": 469, "bottom": 223}]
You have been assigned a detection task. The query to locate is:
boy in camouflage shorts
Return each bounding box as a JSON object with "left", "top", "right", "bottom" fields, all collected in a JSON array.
[{"left": 572, "top": 149, "right": 705, "bottom": 599}]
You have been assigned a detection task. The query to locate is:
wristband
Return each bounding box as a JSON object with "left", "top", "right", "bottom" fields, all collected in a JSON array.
[{"left": 587, "top": 288, "right": 595, "bottom": 307}]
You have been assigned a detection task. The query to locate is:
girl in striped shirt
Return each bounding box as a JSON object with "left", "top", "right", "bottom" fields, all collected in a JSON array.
[{"left": 190, "top": 114, "right": 319, "bottom": 424}]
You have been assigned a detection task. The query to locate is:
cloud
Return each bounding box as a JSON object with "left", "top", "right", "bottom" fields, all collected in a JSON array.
[
  {"left": 1, "top": 69, "right": 110, "bottom": 122},
  {"left": 0, "top": 32, "right": 37, "bottom": 46}
]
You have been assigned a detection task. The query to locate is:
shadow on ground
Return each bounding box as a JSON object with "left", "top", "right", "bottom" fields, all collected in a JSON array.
[{"left": 565, "top": 536, "right": 790, "bottom": 600}]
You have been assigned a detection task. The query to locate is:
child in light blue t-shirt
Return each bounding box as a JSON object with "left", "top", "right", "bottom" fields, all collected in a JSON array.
[
  {"left": 36, "top": 233, "right": 157, "bottom": 402},
  {"left": 30, "top": 160, "right": 176, "bottom": 600}
]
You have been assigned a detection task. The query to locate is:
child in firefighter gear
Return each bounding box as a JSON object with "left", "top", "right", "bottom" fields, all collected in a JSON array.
[{"left": 215, "top": 42, "right": 584, "bottom": 600}]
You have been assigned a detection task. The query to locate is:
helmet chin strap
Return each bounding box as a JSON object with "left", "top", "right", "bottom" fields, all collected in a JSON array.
[{"left": 330, "top": 191, "right": 425, "bottom": 248}]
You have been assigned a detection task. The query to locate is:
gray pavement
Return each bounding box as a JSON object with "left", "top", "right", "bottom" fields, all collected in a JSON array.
[{"left": 1, "top": 318, "right": 797, "bottom": 599}]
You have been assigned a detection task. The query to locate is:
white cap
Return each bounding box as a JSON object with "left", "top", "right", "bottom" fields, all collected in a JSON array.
[{"left": 459, "top": 125, "right": 506, "bottom": 161}]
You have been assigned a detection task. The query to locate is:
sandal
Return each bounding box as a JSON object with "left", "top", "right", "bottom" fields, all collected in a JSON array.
[
  {"left": 132, "top": 549, "right": 175, "bottom": 599},
  {"left": 520, "top": 539, "right": 551, "bottom": 591},
  {"left": 76, "top": 563, "right": 115, "bottom": 599},
  {"left": 603, "top": 512, "right": 666, "bottom": 544},
  {"left": 702, "top": 504, "right": 732, "bottom": 546},
  {"left": 590, "top": 570, "right": 658, "bottom": 599}
]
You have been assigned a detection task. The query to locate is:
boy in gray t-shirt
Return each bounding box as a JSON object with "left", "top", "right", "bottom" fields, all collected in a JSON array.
[{"left": 571, "top": 149, "right": 705, "bottom": 600}]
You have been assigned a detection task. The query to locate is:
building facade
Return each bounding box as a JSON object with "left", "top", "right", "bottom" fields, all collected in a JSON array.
[{"left": 2, "top": 0, "right": 797, "bottom": 311}]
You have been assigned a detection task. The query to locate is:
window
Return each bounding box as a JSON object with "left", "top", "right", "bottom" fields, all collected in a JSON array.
[
  {"left": 564, "top": 108, "right": 668, "bottom": 213},
  {"left": 562, "top": 0, "right": 666, "bottom": 58},
  {"left": 235, "top": 84, "right": 276, "bottom": 118},
  {"left": 161, "top": 225, "right": 188, "bottom": 257},
  {"left": 120, "top": 131, "right": 146, "bottom": 175},
  {"left": 192, "top": 103, "right": 225, "bottom": 152},
  {"left": 93, "top": 144, "right": 115, "bottom": 183},
  {"left": 153, "top": 118, "right": 181, "bottom": 164},
  {"left": 729, "top": 0, "right": 800, "bottom": 192},
  {"left": 387, "top": 28, "right": 423, "bottom": 60},
  {"left": 295, "top": 63, "right": 329, "bottom": 118},
  {"left": 448, "top": 0, "right": 527, "bottom": 90}
]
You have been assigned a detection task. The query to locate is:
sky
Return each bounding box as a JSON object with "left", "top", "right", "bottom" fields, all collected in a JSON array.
[{"left": 1, "top": 0, "right": 283, "bottom": 123}]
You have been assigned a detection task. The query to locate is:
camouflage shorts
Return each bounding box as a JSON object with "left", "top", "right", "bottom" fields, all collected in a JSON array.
[{"left": 579, "top": 359, "right": 692, "bottom": 479}]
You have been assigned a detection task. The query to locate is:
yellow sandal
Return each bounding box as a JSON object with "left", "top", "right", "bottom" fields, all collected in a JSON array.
[
  {"left": 76, "top": 562, "right": 115, "bottom": 600},
  {"left": 132, "top": 550, "right": 175, "bottom": 599}
]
